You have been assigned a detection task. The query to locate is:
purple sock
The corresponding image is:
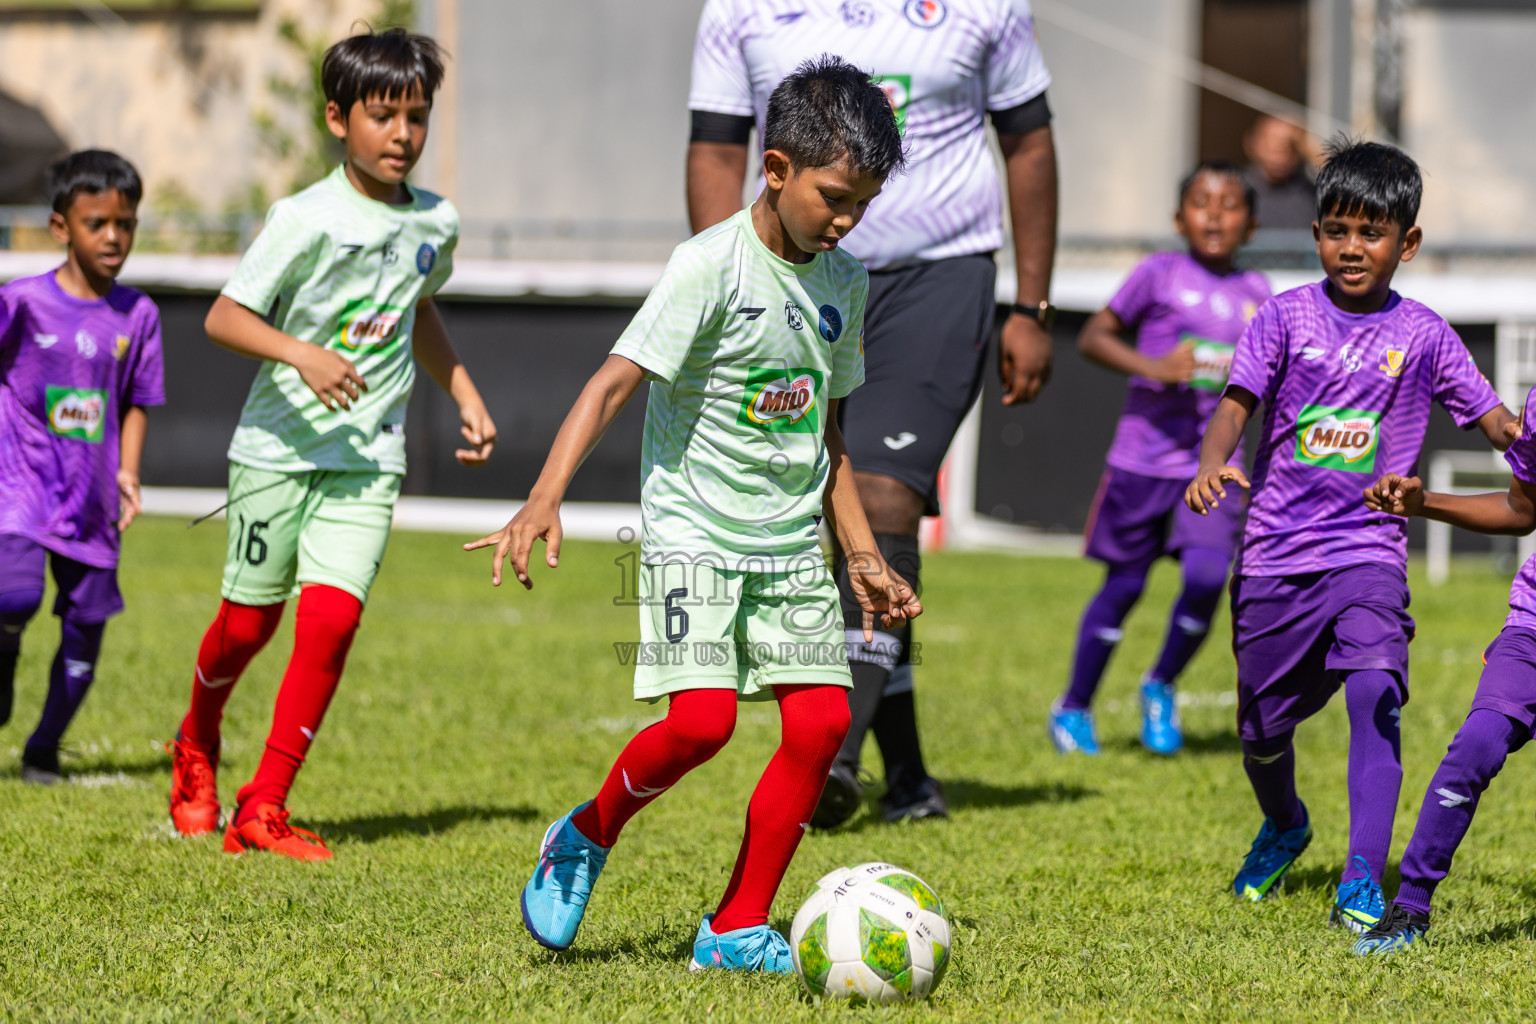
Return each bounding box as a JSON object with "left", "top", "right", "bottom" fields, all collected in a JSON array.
[
  {"left": 26, "top": 619, "right": 104, "bottom": 751},
  {"left": 1396, "top": 708, "right": 1525, "bottom": 917},
  {"left": 1149, "top": 547, "right": 1228, "bottom": 684},
  {"left": 1342, "top": 669, "right": 1404, "bottom": 884},
  {"left": 1242, "top": 730, "right": 1307, "bottom": 831},
  {"left": 1060, "top": 570, "right": 1145, "bottom": 710}
]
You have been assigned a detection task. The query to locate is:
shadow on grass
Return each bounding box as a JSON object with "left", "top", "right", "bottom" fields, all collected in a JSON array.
[
  {"left": 1103, "top": 730, "right": 1242, "bottom": 758},
  {"left": 530, "top": 931, "right": 696, "bottom": 966},
  {"left": 314, "top": 804, "right": 540, "bottom": 844},
  {"left": 826, "top": 778, "right": 1098, "bottom": 835}
]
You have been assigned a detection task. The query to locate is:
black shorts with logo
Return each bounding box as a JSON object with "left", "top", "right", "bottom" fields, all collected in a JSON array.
[{"left": 837, "top": 254, "right": 997, "bottom": 516}]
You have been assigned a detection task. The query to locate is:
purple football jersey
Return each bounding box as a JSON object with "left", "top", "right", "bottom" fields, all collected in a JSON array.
[
  {"left": 1502, "top": 386, "right": 1536, "bottom": 630},
  {"left": 0, "top": 271, "right": 165, "bottom": 568},
  {"left": 1103, "top": 251, "right": 1271, "bottom": 479},
  {"left": 1227, "top": 281, "right": 1500, "bottom": 577}
]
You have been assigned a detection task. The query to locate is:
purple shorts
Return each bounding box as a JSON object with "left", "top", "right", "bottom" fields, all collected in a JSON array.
[
  {"left": 1083, "top": 466, "right": 1244, "bottom": 573},
  {"left": 1470, "top": 627, "right": 1536, "bottom": 738},
  {"left": 0, "top": 534, "right": 123, "bottom": 623},
  {"left": 1231, "top": 562, "right": 1414, "bottom": 742}
]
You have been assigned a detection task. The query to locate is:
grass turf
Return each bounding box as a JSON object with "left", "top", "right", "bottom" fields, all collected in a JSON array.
[{"left": 2, "top": 516, "right": 1535, "bottom": 1022}]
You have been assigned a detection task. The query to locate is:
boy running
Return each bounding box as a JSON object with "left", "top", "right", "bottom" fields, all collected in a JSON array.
[
  {"left": 1353, "top": 394, "right": 1536, "bottom": 954},
  {"left": 1185, "top": 140, "right": 1517, "bottom": 934},
  {"left": 468, "top": 57, "right": 919, "bottom": 971},
  {"left": 1051, "top": 161, "right": 1269, "bottom": 757},
  {"left": 0, "top": 150, "right": 163, "bottom": 784},
  {"left": 166, "top": 28, "right": 496, "bottom": 859}
]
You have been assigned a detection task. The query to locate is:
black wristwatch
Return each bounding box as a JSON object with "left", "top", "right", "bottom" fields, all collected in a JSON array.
[{"left": 1011, "top": 299, "right": 1058, "bottom": 330}]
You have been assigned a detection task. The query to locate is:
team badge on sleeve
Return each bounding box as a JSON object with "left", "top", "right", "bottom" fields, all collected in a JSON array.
[
  {"left": 818, "top": 305, "right": 843, "bottom": 343},
  {"left": 416, "top": 243, "right": 438, "bottom": 276}
]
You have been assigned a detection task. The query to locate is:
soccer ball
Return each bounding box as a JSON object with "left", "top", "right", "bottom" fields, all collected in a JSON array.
[{"left": 789, "top": 862, "right": 951, "bottom": 1004}]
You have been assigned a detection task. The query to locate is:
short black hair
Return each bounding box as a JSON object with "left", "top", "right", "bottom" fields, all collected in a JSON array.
[
  {"left": 321, "top": 27, "right": 446, "bottom": 113},
  {"left": 1178, "top": 159, "right": 1255, "bottom": 214},
  {"left": 47, "top": 150, "right": 142, "bottom": 215},
  {"left": 1315, "top": 137, "right": 1422, "bottom": 231},
  {"left": 762, "top": 55, "right": 904, "bottom": 180}
]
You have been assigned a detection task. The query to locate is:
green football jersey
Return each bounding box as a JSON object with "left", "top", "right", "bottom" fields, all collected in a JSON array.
[
  {"left": 612, "top": 208, "right": 867, "bottom": 571},
  {"left": 223, "top": 165, "right": 459, "bottom": 473}
]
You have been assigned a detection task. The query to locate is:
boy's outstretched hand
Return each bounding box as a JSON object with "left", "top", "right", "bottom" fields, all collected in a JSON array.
[
  {"left": 455, "top": 399, "right": 497, "bottom": 465},
  {"left": 464, "top": 496, "right": 561, "bottom": 589},
  {"left": 1185, "top": 465, "right": 1250, "bottom": 515},
  {"left": 1364, "top": 473, "right": 1424, "bottom": 517},
  {"left": 845, "top": 554, "right": 923, "bottom": 642}
]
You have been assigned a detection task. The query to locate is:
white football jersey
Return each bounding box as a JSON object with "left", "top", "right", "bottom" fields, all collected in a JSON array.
[{"left": 690, "top": 0, "right": 1051, "bottom": 271}]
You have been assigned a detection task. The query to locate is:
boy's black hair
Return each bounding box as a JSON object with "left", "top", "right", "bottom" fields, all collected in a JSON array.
[
  {"left": 762, "top": 55, "right": 904, "bottom": 180},
  {"left": 46, "top": 150, "right": 142, "bottom": 215},
  {"left": 1315, "top": 136, "right": 1422, "bottom": 231},
  {"left": 321, "top": 26, "right": 446, "bottom": 113},
  {"left": 1178, "top": 159, "right": 1255, "bottom": 214}
]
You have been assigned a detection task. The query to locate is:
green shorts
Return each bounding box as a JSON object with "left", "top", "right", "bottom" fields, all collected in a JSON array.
[
  {"left": 220, "top": 463, "right": 401, "bottom": 606},
  {"left": 631, "top": 559, "right": 853, "bottom": 703}
]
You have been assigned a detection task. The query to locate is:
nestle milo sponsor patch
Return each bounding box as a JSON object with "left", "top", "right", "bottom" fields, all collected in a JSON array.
[
  {"left": 1294, "top": 405, "right": 1381, "bottom": 473},
  {"left": 1182, "top": 333, "right": 1236, "bottom": 393},
  {"left": 46, "top": 386, "right": 108, "bottom": 443},
  {"left": 738, "top": 366, "right": 823, "bottom": 434}
]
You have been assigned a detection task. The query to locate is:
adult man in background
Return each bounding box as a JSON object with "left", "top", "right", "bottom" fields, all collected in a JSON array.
[
  {"left": 686, "top": 0, "right": 1059, "bottom": 827},
  {"left": 1242, "top": 114, "right": 1317, "bottom": 230}
]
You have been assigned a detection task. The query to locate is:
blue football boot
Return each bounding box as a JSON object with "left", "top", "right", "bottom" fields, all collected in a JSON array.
[
  {"left": 1232, "top": 808, "right": 1311, "bottom": 901},
  {"left": 1352, "top": 902, "right": 1430, "bottom": 956},
  {"left": 689, "top": 913, "right": 795, "bottom": 973},
  {"left": 1048, "top": 702, "right": 1099, "bottom": 755},
  {"left": 521, "top": 802, "right": 609, "bottom": 950},
  {"left": 1139, "top": 677, "right": 1183, "bottom": 755},
  {"left": 1331, "top": 856, "right": 1386, "bottom": 934}
]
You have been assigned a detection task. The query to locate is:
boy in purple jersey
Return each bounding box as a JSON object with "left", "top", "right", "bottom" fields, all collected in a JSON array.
[
  {"left": 1185, "top": 140, "right": 1517, "bottom": 935},
  {"left": 0, "top": 151, "right": 164, "bottom": 784},
  {"left": 1352, "top": 391, "right": 1536, "bottom": 955},
  {"left": 1051, "top": 161, "right": 1270, "bottom": 757}
]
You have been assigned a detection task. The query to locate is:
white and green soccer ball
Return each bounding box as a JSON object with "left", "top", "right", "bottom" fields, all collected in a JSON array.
[{"left": 789, "top": 862, "right": 951, "bottom": 1004}]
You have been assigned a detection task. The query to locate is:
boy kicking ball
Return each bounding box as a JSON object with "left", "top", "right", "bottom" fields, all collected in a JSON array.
[
  {"left": 166, "top": 27, "right": 496, "bottom": 859},
  {"left": 468, "top": 57, "right": 919, "bottom": 972},
  {"left": 1185, "top": 139, "right": 1517, "bottom": 934},
  {"left": 0, "top": 150, "right": 164, "bottom": 783},
  {"left": 1354, "top": 394, "right": 1536, "bottom": 954}
]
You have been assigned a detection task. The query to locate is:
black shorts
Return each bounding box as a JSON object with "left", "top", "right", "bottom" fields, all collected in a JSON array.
[{"left": 837, "top": 254, "right": 996, "bottom": 516}]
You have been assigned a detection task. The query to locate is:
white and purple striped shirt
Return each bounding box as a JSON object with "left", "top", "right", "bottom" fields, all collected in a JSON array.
[{"left": 690, "top": 0, "right": 1050, "bottom": 271}]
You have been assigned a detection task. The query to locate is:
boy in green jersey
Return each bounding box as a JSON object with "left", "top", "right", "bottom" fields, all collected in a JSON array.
[
  {"left": 467, "top": 57, "right": 918, "bottom": 971},
  {"left": 167, "top": 28, "right": 497, "bottom": 860}
]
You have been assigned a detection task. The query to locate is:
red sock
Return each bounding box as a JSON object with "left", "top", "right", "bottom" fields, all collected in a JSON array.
[
  {"left": 712, "top": 684, "right": 850, "bottom": 933},
  {"left": 235, "top": 585, "right": 362, "bottom": 819},
  {"left": 571, "top": 688, "right": 737, "bottom": 847},
  {"left": 180, "top": 599, "right": 284, "bottom": 750}
]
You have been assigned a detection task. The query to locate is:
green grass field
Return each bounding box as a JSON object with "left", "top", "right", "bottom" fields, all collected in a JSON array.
[{"left": 4, "top": 516, "right": 1536, "bottom": 1022}]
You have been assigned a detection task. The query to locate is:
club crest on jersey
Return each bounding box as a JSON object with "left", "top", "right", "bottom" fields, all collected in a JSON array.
[
  {"left": 739, "top": 366, "right": 824, "bottom": 433},
  {"left": 1294, "top": 405, "right": 1382, "bottom": 473},
  {"left": 1380, "top": 349, "right": 1406, "bottom": 377},
  {"left": 904, "top": 0, "right": 946, "bottom": 28},
  {"left": 382, "top": 242, "right": 399, "bottom": 267},
  {"left": 337, "top": 303, "right": 404, "bottom": 351},
  {"left": 841, "top": 0, "right": 875, "bottom": 27},
  {"left": 1183, "top": 334, "right": 1235, "bottom": 393},
  {"left": 785, "top": 302, "right": 805, "bottom": 331},
  {"left": 45, "top": 386, "right": 107, "bottom": 443},
  {"left": 113, "top": 335, "right": 130, "bottom": 360},
  {"left": 1339, "top": 343, "right": 1365, "bottom": 374},
  {"left": 416, "top": 243, "right": 438, "bottom": 276},
  {"left": 818, "top": 304, "right": 843, "bottom": 343},
  {"left": 75, "top": 330, "right": 97, "bottom": 358}
]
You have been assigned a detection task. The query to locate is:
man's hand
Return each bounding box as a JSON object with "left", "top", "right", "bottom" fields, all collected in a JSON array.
[
  {"left": 116, "top": 469, "right": 141, "bottom": 531},
  {"left": 1149, "top": 342, "right": 1196, "bottom": 384},
  {"left": 455, "top": 399, "right": 497, "bottom": 466},
  {"left": 999, "top": 314, "right": 1053, "bottom": 405},
  {"left": 1364, "top": 473, "right": 1425, "bottom": 517},
  {"left": 292, "top": 345, "right": 368, "bottom": 411},
  {"left": 1186, "top": 464, "right": 1251, "bottom": 515},
  {"left": 843, "top": 552, "right": 924, "bottom": 642},
  {"left": 463, "top": 496, "right": 562, "bottom": 589}
]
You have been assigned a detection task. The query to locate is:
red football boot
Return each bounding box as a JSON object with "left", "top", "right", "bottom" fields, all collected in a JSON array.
[
  {"left": 223, "top": 803, "right": 332, "bottom": 862},
  {"left": 167, "top": 737, "right": 220, "bottom": 836}
]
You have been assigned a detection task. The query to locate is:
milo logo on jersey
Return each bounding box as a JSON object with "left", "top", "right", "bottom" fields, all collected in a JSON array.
[
  {"left": 739, "top": 366, "right": 824, "bottom": 433},
  {"left": 336, "top": 301, "right": 407, "bottom": 352},
  {"left": 45, "top": 386, "right": 107, "bottom": 443},
  {"left": 872, "top": 75, "right": 911, "bottom": 133},
  {"left": 1183, "top": 333, "right": 1236, "bottom": 393},
  {"left": 1294, "top": 405, "right": 1382, "bottom": 473}
]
